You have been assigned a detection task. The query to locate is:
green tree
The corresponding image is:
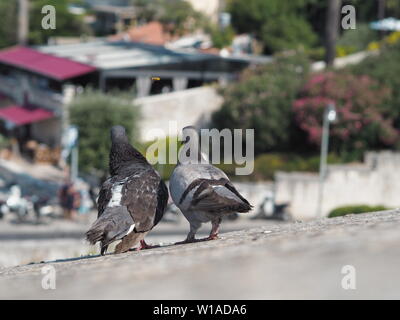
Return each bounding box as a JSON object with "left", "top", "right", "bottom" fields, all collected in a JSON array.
[
  {"left": 69, "top": 90, "right": 140, "bottom": 178},
  {"left": 207, "top": 25, "right": 235, "bottom": 49},
  {"left": 0, "top": 0, "right": 18, "bottom": 48},
  {"left": 212, "top": 51, "right": 311, "bottom": 155},
  {"left": 261, "top": 14, "right": 317, "bottom": 53},
  {"left": 227, "top": 0, "right": 317, "bottom": 53},
  {"left": 28, "top": 0, "right": 91, "bottom": 45},
  {"left": 351, "top": 40, "right": 400, "bottom": 145},
  {"left": 0, "top": 0, "right": 91, "bottom": 47},
  {"left": 337, "top": 23, "right": 379, "bottom": 54}
]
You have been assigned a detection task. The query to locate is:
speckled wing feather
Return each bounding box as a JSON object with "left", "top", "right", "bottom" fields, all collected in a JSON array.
[{"left": 121, "top": 169, "right": 168, "bottom": 232}]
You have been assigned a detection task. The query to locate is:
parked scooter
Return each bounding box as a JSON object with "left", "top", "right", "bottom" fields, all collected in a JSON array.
[
  {"left": 29, "top": 195, "right": 54, "bottom": 220},
  {"left": 252, "top": 192, "right": 291, "bottom": 221},
  {"left": 0, "top": 183, "right": 55, "bottom": 222},
  {"left": 3, "top": 184, "right": 31, "bottom": 221}
]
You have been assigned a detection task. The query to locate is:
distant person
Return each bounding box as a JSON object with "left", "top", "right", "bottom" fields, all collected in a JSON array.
[
  {"left": 71, "top": 184, "right": 81, "bottom": 217},
  {"left": 59, "top": 181, "right": 78, "bottom": 220},
  {"left": 88, "top": 186, "right": 98, "bottom": 210}
]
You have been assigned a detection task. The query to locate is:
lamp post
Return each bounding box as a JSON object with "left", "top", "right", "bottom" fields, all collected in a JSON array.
[{"left": 316, "top": 103, "right": 336, "bottom": 218}]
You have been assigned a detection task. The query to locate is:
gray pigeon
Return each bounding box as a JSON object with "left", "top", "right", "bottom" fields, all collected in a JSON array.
[
  {"left": 169, "top": 126, "right": 252, "bottom": 243},
  {"left": 86, "top": 125, "right": 168, "bottom": 255}
]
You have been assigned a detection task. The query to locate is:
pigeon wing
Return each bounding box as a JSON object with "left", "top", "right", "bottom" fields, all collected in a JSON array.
[
  {"left": 97, "top": 177, "right": 113, "bottom": 218},
  {"left": 121, "top": 169, "right": 165, "bottom": 232},
  {"left": 153, "top": 179, "right": 169, "bottom": 227},
  {"left": 190, "top": 179, "right": 252, "bottom": 214}
]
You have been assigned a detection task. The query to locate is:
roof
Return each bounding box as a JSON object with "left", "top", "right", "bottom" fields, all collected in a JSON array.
[
  {"left": 0, "top": 105, "right": 54, "bottom": 126},
  {"left": 38, "top": 40, "right": 209, "bottom": 70},
  {"left": 111, "top": 22, "right": 171, "bottom": 46},
  {"left": 0, "top": 46, "right": 97, "bottom": 81}
]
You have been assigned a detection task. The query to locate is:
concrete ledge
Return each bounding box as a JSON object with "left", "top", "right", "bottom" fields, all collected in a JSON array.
[{"left": 1, "top": 209, "right": 400, "bottom": 299}]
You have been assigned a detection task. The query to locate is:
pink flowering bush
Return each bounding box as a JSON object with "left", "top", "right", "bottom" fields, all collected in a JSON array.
[{"left": 293, "top": 72, "right": 397, "bottom": 154}]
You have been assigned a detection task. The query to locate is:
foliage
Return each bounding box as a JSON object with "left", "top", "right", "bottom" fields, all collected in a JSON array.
[
  {"left": 306, "top": 47, "right": 325, "bottom": 61},
  {"left": 260, "top": 14, "right": 317, "bottom": 53},
  {"left": 212, "top": 51, "right": 310, "bottom": 155},
  {"left": 350, "top": 39, "right": 400, "bottom": 147},
  {"left": 226, "top": 0, "right": 400, "bottom": 54},
  {"left": 138, "top": 136, "right": 181, "bottom": 181},
  {"left": 293, "top": 71, "right": 396, "bottom": 158},
  {"left": 227, "top": 0, "right": 318, "bottom": 53},
  {"left": 344, "top": 0, "right": 400, "bottom": 22},
  {"left": 367, "top": 31, "right": 400, "bottom": 51},
  {"left": 208, "top": 25, "right": 235, "bottom": 49},
  {"left": 138, "top": 137, "right": 343, "bottom": 182},
  {"left": 215, "top": 152, "right": 343, "bottom": 181},
  {"left": 28, "top": 0, "right": 91, "bottom": 45},
  {"left": 0, "top": 0, "right": 18, "bottom": 49},
  {"left": 0, "top": 0, "right": 91, "bottom": 47},
  {"left": 252, "top": 152, "right": 343, "bottom": 180},
  {"left": 69, "top": 89, "right": 140, "bottom": 178},
  {"left": 0, "top": 134, "right": 10, "bottom": 149},
  {"left": 336, "top": 23, "right": 379, "bottom": 57},
  {"left": 328, "top": 205, "right": 389, "bottom": 218}
]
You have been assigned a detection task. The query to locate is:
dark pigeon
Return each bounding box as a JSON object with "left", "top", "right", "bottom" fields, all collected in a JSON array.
[{"left": 86, "top": 125, "right": 168, "bottom": 255}]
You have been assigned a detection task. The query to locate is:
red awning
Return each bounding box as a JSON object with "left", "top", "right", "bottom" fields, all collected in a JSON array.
[
  {"left": 0, "top": 105, "right": 54, "bottom": 126},
  {"left": 0, "top": 46, "right": 96, "bottom": 81}
]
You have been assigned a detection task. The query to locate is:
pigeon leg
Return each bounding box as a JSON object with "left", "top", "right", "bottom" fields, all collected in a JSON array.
[
  {"left": 175, "top": 222, "right": 201, "bottom": 245},
  {"left": 100, "top": 243, "right": 108, "bottom": 256},
  {"left": 207, "top": 218, "right": 221, "bottom": 240},
  {"left": 115, "top": 232, "right": 142, "bottom": 254}
]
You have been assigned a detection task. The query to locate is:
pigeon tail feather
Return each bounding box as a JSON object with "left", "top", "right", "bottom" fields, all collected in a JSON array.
[
  {"left": 85, "top": 206, "right": 134, "bottom": 247},
  {"left": 86, "top": 226, "right": 105, "bottom": 245},
  {"left": 191, "top": 184, "right": 253, "bottom": 214}
]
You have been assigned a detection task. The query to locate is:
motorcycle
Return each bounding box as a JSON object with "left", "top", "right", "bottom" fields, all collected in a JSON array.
[
  {"left": 0, "top": 184, "right": 55, "bottom": 222},
  {"left": 252, "top": 194, "right": 291, "bottom": 221}
]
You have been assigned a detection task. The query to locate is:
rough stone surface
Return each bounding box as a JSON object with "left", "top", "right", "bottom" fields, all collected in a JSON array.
[{"left": 1, "top": 210, "right": 400, "bottom": 299}]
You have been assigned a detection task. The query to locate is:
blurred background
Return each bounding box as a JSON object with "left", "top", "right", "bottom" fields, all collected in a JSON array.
[{"left": 0, "top": 0, "right": 399, "bottom": 268}]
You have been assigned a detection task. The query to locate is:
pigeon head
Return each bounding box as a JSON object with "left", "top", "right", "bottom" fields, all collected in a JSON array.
[
  {"left": 181, "top": 126, "right": 199, "bottom": 145},
  {"left": 111, "top": 125, "right": 129, "bottom": 144},
  {"left": 179, "top": 126, "right": 208, "bottom": 165},
  {"left": 109, "top": 125, "right": 148, "bottom": 175}
]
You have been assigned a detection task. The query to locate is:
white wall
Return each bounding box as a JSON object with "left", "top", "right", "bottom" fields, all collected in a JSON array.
[
  {"left": 184, "top": 0, "right": 222, "bottom": 23},
  {"left": 134, "top": 86, "right": 223, "bottom": 142},
  {"left": 234, "top": 181, "right": 274, "bottom": 215},
  {"left": 275, "top": 151, "right": 400, "bottom": 220}
]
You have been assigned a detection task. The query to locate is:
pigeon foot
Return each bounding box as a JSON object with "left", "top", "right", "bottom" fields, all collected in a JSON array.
[
  {"left": 174, "top": 234, "right": 219, "bottom": 245},
  {"left": 206, "top": 234, "right": 219, "bottom": 240},
  {"left": 135, "top": 240, "right": 160, "bottom": 251}
]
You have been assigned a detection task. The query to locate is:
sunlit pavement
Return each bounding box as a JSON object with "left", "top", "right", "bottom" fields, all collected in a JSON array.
[
  {"left": 0, "top": 213, "right": 282, "bottom": 268},
  {"left": 1, "top": 210, "right": 399, "bottom": 299}
]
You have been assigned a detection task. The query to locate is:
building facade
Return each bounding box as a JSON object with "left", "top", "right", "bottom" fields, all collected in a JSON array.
[{"left": 0, "top": 46, "right": 96, "bottom": 156}]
